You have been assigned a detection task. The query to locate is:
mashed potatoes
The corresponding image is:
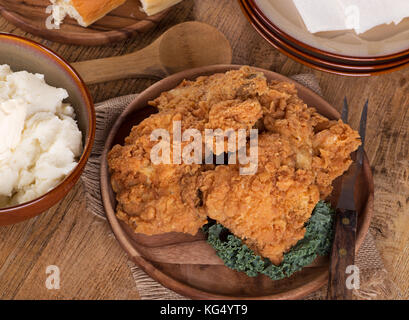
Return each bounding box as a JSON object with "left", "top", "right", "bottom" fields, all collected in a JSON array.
[{"left": 0, "top": 65, "right": 83, "bottom": 208}]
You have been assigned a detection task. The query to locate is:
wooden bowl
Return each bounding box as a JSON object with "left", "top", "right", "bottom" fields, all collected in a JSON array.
[
  {"left": 0, "top": 34, "right": 95, "bottom": 226},
  {"left": 242, "top": 0, "right": 409, "bottom": 63},
  {"left": 239, "top": 0, "right": 409, "bottom": 76},
  {"left": 100, "top": 65, "right": 374, "bottom": 299},
  {"left": 0, "top": 0, "right": 168, "bottom": 46}
]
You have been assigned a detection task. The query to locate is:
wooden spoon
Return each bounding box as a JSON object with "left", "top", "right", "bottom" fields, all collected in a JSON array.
[{"left": 72, "top": 22, "right": 232, "bottom": 84}]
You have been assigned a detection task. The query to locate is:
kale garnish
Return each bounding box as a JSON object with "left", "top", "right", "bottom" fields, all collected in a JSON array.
[{"left": 203, "top": 201, "right": 335, "bottom": 280}]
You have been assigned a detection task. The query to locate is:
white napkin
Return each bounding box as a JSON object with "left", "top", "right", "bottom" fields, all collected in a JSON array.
[{"left": 293, "top": 0, "right": 409, "bottom": 34}]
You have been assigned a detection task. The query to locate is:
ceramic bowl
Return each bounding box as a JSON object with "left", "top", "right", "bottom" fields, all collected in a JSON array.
[
  {"left": 239, "top": 0, "right": 409, "bottom": 76},
  {"left": 0, "top": 33, "right": 95, "bottom": 225},
  {"left": 244, "top": 0, "right": 409, "bottom": 61},
  {"left": 100, "top": 65, "right": 374, "bottom": 299}
]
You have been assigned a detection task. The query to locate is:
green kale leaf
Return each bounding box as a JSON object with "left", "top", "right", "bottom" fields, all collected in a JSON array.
[{"left": 203, "top": 201, "right": 335, "bottom": 280}]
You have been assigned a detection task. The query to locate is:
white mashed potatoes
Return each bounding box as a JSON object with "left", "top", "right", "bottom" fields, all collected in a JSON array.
[{"left": 0, "top": 65, "right": 83, "bottom": 208}]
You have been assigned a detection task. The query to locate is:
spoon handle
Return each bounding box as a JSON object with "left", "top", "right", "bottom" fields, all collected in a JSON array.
[
  {"left": 72, "top": 44, "right": 166, "bottom": 85},
  {"left": 327, "top": 208, "right": 357, "bottom": 300}
]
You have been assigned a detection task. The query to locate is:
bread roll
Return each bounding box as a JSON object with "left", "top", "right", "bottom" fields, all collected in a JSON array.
[
  {"left": 140, "top": 0, "right": 183, "bottom": 16},
  {"left": 50, "top": 0, "right": 127, "bottom": 27}
]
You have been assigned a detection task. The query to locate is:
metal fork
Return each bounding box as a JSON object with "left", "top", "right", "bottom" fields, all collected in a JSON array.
[{"left": 327, "top": 98, "right": 368, "bottom": 300}]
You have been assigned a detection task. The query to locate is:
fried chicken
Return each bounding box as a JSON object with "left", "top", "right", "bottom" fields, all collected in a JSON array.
[
  {"left": 198, "top": 71, "right": 360, "bottom": 264},
  {"left": 108, "top": 66, "right": 360, "bottom": 265},
  {"left": 149, "top": 67, "right": 269, "bottom": 117},
  {"left": 108, "top": 109, "right": 207, "bottom": 235},
  {"left": 199, "top": 132, "right": 320, "bottom": 264},
  {"left": 199, "top": 115, "right": 360, "bottom": 265},
  {"left": 108, "top": 68, "right": 270, "bottom": 235},
  {"left": 149, "top": 67, "right": 265, "bottom": 154}
]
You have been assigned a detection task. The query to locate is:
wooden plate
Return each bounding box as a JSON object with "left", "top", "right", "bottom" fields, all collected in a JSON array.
[
  {"left": 100, "top": 65, "right": 374, "bottom": 300},
  {"left": 239, "top": 0, "right": 409, "bottom": 76},
  {"left": 0, "top": 0, "right": 168, "bottom": 46}
]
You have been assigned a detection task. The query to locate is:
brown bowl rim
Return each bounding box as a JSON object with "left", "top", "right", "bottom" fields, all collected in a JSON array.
[
  {"left": 100, "top": 64, "right": 374, "bottom": 299},
  {"left": 241, "top": 0, "right": 409, "bottom": 63},
  {"left": 0, "top": 33, "right": 96, "bottom": 219},
  {"left": 239, "top": 1, "right": 409, "bottom": 76}
]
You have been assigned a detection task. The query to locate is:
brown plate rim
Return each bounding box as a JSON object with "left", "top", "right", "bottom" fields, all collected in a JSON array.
[
  {"left": 100, "top": 64, "right": 374, "bottom": 300},
  {"left": 239, "top": 1, "right": 409, "bottom": 76},
  {"left": 248, "top": 2, "right": 409, "bottom": 70},
  {"left": 242, "top": 0, "right": 409, "bottom": 62},
  {"left": 0, "top": 4, "right": 168, "bottom": 46}
]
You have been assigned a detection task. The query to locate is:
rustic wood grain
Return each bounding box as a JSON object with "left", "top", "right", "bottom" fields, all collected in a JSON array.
[
  {"left": 0, "top": 0, "right": 408, "bottom": 299},
  {"left": 0, "top": 0, "right": 168, "bottom": 45}
]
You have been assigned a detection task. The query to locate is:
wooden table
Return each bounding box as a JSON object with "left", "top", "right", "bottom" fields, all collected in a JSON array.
[{"left": 0, "top": 0, "right": 408, "bottom": 300}]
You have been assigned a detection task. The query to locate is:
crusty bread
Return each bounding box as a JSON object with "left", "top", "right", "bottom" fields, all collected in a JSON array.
[
  {"left": 50, "top": 0, "right": 127, "bottom": 27},
  {"left": 50, "top": 0, "right": 183, "bottom": 27},
  {"left": 140, "top": 0, "right": 183, "bottom": 16}
]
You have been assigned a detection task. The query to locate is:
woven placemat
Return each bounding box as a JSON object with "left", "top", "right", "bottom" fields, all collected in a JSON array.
[{"left": 81, "top": 74, "right": 400, "bottom": 300}]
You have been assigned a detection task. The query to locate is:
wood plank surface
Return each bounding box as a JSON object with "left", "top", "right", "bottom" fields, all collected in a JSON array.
[{"left": 0, "top": 0, "right": 408, "bottom": 299}]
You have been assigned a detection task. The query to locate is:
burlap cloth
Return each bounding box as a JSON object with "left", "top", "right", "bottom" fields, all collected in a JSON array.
[{"left": 81, "top": 74, "right": 401, "bottom": 300}]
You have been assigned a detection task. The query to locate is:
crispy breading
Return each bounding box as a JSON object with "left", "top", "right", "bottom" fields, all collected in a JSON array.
[
  {"left": 200, "top": 121, "right": 360, "bottom": 265},
  {"left": 198, "top": 73, "right": 360, "bottom": 264},
  {"left": 199, "top": 133, "right": 321, "bottom": 264},
  {"left": 149, "top": 66, "right": 268, "bottom": 115},
  {"left": 108, "top": 110, "right": 207, "bottom": 235},
  {"left": 108, "top": 66, "right": 360, "bottom": 264}
]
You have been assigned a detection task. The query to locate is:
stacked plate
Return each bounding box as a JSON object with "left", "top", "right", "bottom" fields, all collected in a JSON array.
[{"left": 239, "top": 0, "right": 409, "bottom": 76}]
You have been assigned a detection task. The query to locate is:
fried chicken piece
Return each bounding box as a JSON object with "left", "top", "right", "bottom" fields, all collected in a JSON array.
[
  {"left": 312, "top": 120, "right": 362, "bottom": 197},
  {"left": 206, "top": 99, "right": 263, "bottom": 132},
  {"left": 199, "top": 84, "right": 360, "bottom": 264},
  {"left": 149, "top": 67, "right": 266, "bottom": 141},
  {"left": 149, "top": 67, "right": 267, "bottom": 156},
  {"left": 108, "top": 110, "right": 208, "bottom": 235},
  {"left": 149, "top": 66, "right": 268, "bottom": 116},
  {"left": 108, "top": 68, "right": 270, "bottom": 236},
  {"left": 200, "top": 133, "right": 321, "bottom": 265}
]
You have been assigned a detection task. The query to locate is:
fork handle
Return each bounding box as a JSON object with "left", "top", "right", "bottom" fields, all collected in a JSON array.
[{"left": 327, "top": 208, "right": 357, "bottom": 300}]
